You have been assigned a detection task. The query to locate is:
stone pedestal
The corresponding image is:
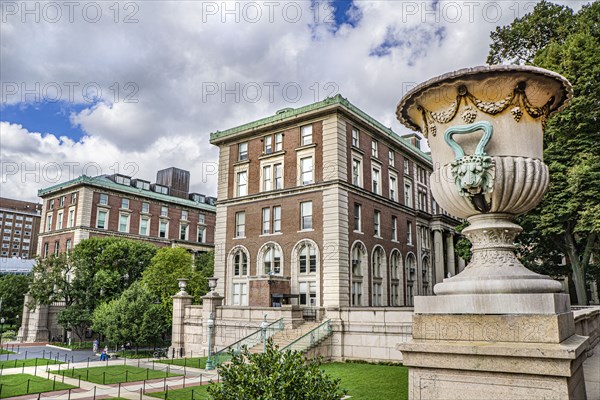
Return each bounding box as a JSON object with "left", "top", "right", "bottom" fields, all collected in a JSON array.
[
  {"left": 171, "top": 292, "right": 193, "bottom": 358},
  {"left": 398, "top": 293, "right": 589, "bottom": 399},
  {"left": 202, "top": 290, "right": 224, "bottom": 355}
]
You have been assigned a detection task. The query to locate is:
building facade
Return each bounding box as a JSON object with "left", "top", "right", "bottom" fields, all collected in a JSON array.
[
  {"left": 209, "top": 95, "right": 461, "bottom": 310},
  {"left": 0, "top": 197, "right": 41, "bottom": 260},
  {"left": 19, "top": 167, "right": 217, "bottom": 342}
]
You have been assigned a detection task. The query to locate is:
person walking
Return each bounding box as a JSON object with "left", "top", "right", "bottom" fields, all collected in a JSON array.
[{"left": 93, "top": 339, "right": 99, "bottom": 353}]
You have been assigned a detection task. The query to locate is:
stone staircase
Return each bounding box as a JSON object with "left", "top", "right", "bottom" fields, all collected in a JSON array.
[{"left": 248, "top": 321, "right": 324, "bottom": 354}]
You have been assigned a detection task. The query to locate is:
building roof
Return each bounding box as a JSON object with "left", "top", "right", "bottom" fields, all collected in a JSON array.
[
  {"left": 0, "top": 198, "right": 41, "bottom": 215},
  {"left": 0, "top": 257, "right": 35, "bottom": 274},
  {"left": 38, "top": 175, "right": 216, "bottom": 212},
  {"left": 210, "top": 94, "right": 432, "bottom": 163}
]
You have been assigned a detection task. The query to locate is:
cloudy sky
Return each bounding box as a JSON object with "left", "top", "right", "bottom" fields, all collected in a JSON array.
[{"left": 0, "top": 0, "right": 588, "bottom": 202}]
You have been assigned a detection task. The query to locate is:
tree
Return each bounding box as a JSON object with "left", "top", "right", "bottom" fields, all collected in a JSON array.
[
  {"left": 142, "top": 248, "right": 214, "bottom": 323},
  {"left": 207, "top": 339, "right": 346, "bottom": 400},
  {"left": 488, "top": 1, "right": 600, "bottom": 304},
  {"left": 92, "top": 281, "right": 167, "bottom": 350},
  {"left": 0, "top": 274, "right": 31, "bottom": 328}
]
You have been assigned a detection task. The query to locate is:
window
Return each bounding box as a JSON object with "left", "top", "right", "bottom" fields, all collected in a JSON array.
[
  {"left": 352, "top": 282, "right": 363, "bottom": 306},
  {"left": 181, "top": 210, "right": 188, "bottom": 220},
  {"left": 59, "top": 196, "right": 65, "bottom": 207},
  {"left": 404, "top": 182, "right": 413, "bottom": 208},
  {"left": 404, "top": 159, "right": 410, "bottom": 175},
  {"left": 161, "top": 206, "right": 168, "bottom": 217},
  {"left": 299, "top": 243, "right": 316, "bottom": 274},
  {"left": 197, "top": 226, "right": 205, "bottom": 243},
  {"left": 179, "top": 224, "right": 188, "bottom": 240},
  {"left": 47, "top": 199, "right": 54, "bottom": 210},
  {"left": 262, "top": 208, "right": 271, "bottom": 235},
  {"left": 352, "top": 158, "right": 361, "bottom": 186},
  {"left": 264, "top": 135, "right": 273, "bottom": 154},
  {"left": 68, "top": 209, "right": 75, "bottom": 228},
  {"left": 300, "top": 201, "right": 312, "bottom": 230},
  {"left": 46, "top": 214, "right": 52, "bottom": 232},
  {"left": 275, "top": 133, "right": 283, "bottom": 151},
  {"left": 142, "top": 202, "right": 150, "bottom": 213},
  {"left": 71, "top": 192, "right": 77, "bottom": 204},
  {"left": 374, "top": 211, "right": 381, "bottom": 237},
  {"left": 99, "top": 194, "right": 108, "bottom": 205},
  {"left": 389, "top": 150, "right": 395, "bottom": 165},
  {"left": 351, "top": 128, "right": 359, "bottom": 147},
  {"left": 233, "top": 249, "right": 248, "bottom": 276},
  {"left": 43, "top": 243, "right": 49, "bottom": 258},
  {"left": 372, "top": 247, "right": 384, "bottom": 306},
  {"left": 301, "top": 125, "right": 312, "bottom": 146},
  {"left": 238, "top": 142, "right": 248, "bottom": 161},
  {"left": 273, "top": 206, "right": 281, "bottom": 233},
  {"left": 237, "top": 171, "right": 248, "bottom": 196},
  {"left": 274, "top": 164, "right": 283, "bottom": 190},
  {"left": 299, "top": 281, "right": 317, "bottom": 306},
  {"left": 121, "top": 198, "right": 129, "bottom": 209},
  {"left": 263, "top": 245, "right": 282, "bottom": 274},
  {"left": 235, "top": 212, "right": 245, "bottom": 237},
  {"left": 119, "top": 214, "right": 129, "bottom": 233},
  {"left": 389, "top": 175, "right": 397, "bottom": 201},
  {"left": 300, "top": 157, "right": 313, "bottom": 185},
  {"left": 198, "top": 213, "right": 206, "bottom": 224},
  {"left": 159, "top": 221, "right": 168, "bottom": 238},
  {"left": 57, "top": 212, "right": 63, "bottom": 230},
  {"left": 115, "top": 175, "right": 131, "bottom": 185},
  {"left": 66, "top": 239, "right": 71, "bottom": 254},
  {"left": 353, "top": 203, "right": 361, "bottom": 232},
  {"left": 233, "top": 283, "right": 248, "bottom": 305},
  {"left": 372, "top": 167, "right": 380, "bottom": 194},
  {"left": 263, "top": 166, "right": 272, "bottom": 191},
  {"left": 54, "top": 241, "right": 60, "bottom": 256},
  {"left": 392, "top": 216, "right": 398, "bottom": 241},
  {"left": 407, "top": 222, "right": 413, "bottom": 244},
  {"left": 140, "top": 217, "right": 149, "bottom": 236},
  {"left": 371, "top": 140, "right": 378, "bottom": 158}
]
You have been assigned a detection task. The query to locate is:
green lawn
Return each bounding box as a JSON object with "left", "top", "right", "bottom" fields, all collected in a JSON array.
[
  {"left": 158, "top": 357, "right": 207, "bottom": 369},
  {"left": 0, "top": 358, "right": 63, "bottom": 369},
  {"left": 0, "top": 373, "right": 76, "bottom": 399},
  {"left": 148, "top": 362, "right": 408, "bottom": 400},
  {"left": 53, "top": 365, "right": 182, "bottom": 385},
  {"left": 0, "top": 349, "right": 14, "bottom": 355}
]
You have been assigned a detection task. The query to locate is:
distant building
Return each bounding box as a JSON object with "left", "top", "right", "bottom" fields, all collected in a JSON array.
[
  {"left": 0, "top": 257, "right": 36, "bottom": 275},
  {"left": 0, "top": 197, "right": 42, "bottom": 259},
  {"left": 19, "top": 167, "right": 217, "bottom": 342}
]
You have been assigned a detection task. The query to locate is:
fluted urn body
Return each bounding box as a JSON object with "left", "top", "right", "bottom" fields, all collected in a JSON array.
[{"left": 397, "top": 65, "right": 572, "bottom": 295}]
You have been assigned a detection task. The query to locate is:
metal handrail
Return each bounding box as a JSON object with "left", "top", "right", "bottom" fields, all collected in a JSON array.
[
  {"left": 280, "top": 319, "right": 332, "bottom": 353},
  {"left": 213, "top": 317, "right": 284, "bottom": 365}
]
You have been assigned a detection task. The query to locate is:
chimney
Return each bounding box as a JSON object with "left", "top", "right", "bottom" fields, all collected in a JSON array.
[{"left": 156, "top": 167, "right": 190, "bottom": 199}]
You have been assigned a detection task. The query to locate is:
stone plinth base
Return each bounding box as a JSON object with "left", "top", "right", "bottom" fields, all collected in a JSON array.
[{"left": 398, "top": 294, "right": 589, "bottom": 399}]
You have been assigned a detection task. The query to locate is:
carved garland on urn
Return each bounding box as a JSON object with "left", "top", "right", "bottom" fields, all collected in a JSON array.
[{"left": 417, "top": 81, "right": 554, "bottom": 138}]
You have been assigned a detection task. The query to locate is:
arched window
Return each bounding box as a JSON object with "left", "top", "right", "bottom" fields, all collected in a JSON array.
[
  {"left": 263, "top": 244, "right": 282, "bottom": 275},
  {"left": 350, "top": 242, "right": 366, "bottom": 306},
  {"left": 390, "top": 250, "right": 402, "bottom": 306},
  {"left": 422, "top": 256, "right": 430, "bottom": 295},
  {"left": 299, "top": 243, "right": 316, "bottom": 274},
  {"left": 233, "top": 249, "right": 248, "bottom": 276},
  {"left": 406, "top": 253, "right": 417, "bottom": 306},
  {"left": 372, "top": 246, "right": 385, "bottom": 306}
]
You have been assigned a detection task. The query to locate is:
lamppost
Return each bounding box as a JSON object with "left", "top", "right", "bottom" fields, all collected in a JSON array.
[
  {"left": 261, "top": 315, "right": 268, "bottom": 353},
  {"left": 205, "top": 313, "right": 215, "bottom": 370},
  {"left": 0, "top": 317, "right": 5, "bottom": 345}
]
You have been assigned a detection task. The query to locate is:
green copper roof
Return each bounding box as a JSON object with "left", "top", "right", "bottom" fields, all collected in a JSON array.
[
  {"left": 38, "top": 175, "right": 216, "bottom": 212},
  {"left": 209, "top": 94, "right": 432, "bottom": 163}
]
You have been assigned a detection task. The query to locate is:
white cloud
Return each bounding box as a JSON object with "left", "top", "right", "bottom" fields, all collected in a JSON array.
[{"left": 0, "top": 0, "right": 591, "bottom": 201}]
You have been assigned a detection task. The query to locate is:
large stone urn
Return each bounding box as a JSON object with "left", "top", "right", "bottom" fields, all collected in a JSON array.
[{"left": 396, "top": 66, "right": 588, "bottom": 399}]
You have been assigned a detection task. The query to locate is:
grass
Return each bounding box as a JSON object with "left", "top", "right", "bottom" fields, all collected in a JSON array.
[
  {"left": 158, "top": 357, "right": 207, "bottom": 369},
  {"left": 0, "top": 358, "right": 63, "bottom": 369},
  {"left": 148, "top": 362, "right": 408, "bottom": 400},
  {"left": 0, "top": 373, "right": 76, "bottom": 399},
  {"left": 0, "top": 349, "right": 14, "bottom": 355},
  {"left": 53, "top": 365, "right": 182, "bottom": 385}
]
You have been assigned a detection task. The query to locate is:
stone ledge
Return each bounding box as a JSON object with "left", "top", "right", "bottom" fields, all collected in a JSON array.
[{"left": 414, "top": 293, "right": 570, "bottom": 315}]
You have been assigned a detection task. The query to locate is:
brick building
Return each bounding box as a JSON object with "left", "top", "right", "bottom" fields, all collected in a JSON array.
[
  {"left": 210, "top": 94, "right": 461, "bottom": 309},
  {"left": 0, "top": 197, "right": 41, "bottom": 261},
  {"left": 19, "top": 167, "right": 217, "bottom": 342}
]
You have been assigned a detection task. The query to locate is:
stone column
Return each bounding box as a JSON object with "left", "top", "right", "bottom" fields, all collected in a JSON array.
[
  {"left": 171, "top": 279, "right": 193, "bottom": 358},
  {"left": 457, "top": 257, "right": 466, "bottom": 273},
  {"left": 433, "top": 229, "right": 444, "bottom": 284},
  {"left": 202, "top": 279, "right": 224, "bottom": 356},
  {"left": 445, "top": 233, "right": 456, "bottom": 277}
]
